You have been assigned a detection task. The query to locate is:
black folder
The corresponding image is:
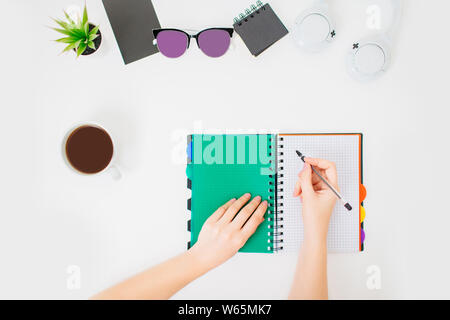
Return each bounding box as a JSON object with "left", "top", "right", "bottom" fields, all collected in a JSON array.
[{"left": 102, "top": 0, "right": 161, "bottom": 64}]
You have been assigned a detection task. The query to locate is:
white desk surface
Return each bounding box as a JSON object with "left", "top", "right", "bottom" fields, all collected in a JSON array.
[{"left": 1, "top": 0, "right": 449, "bottom": 299}]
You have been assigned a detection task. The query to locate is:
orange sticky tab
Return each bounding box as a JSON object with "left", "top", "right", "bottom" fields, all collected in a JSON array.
[{"left": 360, "top": 184, "right": 367, "bottom": 202}]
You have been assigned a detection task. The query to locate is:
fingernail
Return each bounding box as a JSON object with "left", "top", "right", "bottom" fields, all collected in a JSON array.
[
  {"left": 244, "top": 193, "right": 251, "bottom": 198},
  {"left": 254, "top": 196, "right": 261, "bottom": 201},
  {"left": 263, "top": 200, "right": 268, "bottom": 206}
]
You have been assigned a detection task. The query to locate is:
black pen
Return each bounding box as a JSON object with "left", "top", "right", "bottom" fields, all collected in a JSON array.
[{"left": 296, "top": 150, "right": 352, "bottom": 211}]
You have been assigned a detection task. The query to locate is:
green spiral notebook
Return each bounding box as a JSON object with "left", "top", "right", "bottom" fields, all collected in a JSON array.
[
  {"left": 186, "top": 133, "right": 366, "bottom": 254},
  {"left": 186, "top": 134, "right": 275, "bottom": 253}
]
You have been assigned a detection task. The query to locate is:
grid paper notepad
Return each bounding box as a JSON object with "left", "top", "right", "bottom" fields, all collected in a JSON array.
[{"left": 279, "top": 134, "right": 361, "bottom": 253}]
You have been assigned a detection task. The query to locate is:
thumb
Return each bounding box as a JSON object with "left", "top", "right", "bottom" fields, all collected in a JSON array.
[{"left": 298, "top": 163, "right": 314, "bottom": 196}]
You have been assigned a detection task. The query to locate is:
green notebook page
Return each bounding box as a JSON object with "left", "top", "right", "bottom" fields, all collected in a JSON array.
[{"left": 187, "top": 134, "right": 275, "bottom": 253}]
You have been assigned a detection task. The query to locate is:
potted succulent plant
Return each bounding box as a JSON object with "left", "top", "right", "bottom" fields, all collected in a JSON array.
[{"left": 52, "top": 5, "right": 102, "bottom": 57}]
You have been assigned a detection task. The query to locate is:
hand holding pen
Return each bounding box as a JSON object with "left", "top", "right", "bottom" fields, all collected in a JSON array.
[
  {"left": 295, "top": 151, "right": 352, "bottom": 211},
  {"left": 293, "top": 154, "right": 347, "bottom": 243}
]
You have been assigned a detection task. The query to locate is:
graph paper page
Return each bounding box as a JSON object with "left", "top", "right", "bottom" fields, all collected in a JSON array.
[{"left": 278, "top": 134, "right": 361, "bottom": 253}]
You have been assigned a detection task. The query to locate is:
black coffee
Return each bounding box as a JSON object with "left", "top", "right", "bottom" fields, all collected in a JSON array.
[{"left": 65, "top": 125, "right": 114, "bottom": 174}]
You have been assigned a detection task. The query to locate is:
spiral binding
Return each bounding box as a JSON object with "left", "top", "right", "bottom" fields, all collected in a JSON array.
[
  {"left": 233, "top": 1, "right": 266, "bottom": 26},
  {"left": 267, "top": 134, "right": 284, "bottom": 252}
]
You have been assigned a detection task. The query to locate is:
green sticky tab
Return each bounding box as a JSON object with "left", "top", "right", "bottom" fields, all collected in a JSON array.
[{"left": 186, "top": 164, "right": 193, "bottom": 179}]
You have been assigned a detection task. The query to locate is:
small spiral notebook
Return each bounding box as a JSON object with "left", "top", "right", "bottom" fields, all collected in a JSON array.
[
  {"left": 233, "top": 1, "right": 288, "bottom": 57},
  {"left": 186, "top": 134, "right": 366, "bottom": 253}
]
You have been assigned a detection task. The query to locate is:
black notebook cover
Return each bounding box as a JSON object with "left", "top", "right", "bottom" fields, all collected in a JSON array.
[{"left": 102, "top": 0, "right": 161, "bottom": 64}]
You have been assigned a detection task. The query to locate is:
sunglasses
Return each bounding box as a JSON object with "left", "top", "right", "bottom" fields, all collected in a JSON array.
[{"left": 153, "top": 28, "right": 234, "bottom": 58}]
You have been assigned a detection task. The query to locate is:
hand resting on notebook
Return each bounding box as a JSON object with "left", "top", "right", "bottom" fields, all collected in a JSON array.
[{"left": 190, "top": 193, "right": 268, "bottom": 270}]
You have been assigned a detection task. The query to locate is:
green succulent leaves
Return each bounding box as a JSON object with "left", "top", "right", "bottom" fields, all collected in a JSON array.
[{"left": 53, "top": 5, "right": 99, "bottom": 57}]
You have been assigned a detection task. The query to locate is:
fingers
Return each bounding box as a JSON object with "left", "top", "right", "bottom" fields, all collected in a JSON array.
[
  {"left": 304, "top": 157, "right": 334, "bottom": 168},
  {"left": 205, "top": 198, "right": 236, "bottom": 224},
  {"left": 304, "top": 157, "right": 338, "bottom": 186},
  {"left": 241, "top": 200, "right": 268, "bottom": 240},
  {"left": 297, "top": 163, "right": 314, "bottom": 196},
  {"left": 311, "top": 168, "right": 324, "bottom": 185},
  {"left": 294, "top": 163, "right": 315, "bottom": 197},
  {"left": 219, "top": 193, "right": 251, "bottom": 224},
  {"left": 293, "top": 177, "right": 302, "bottom": 197},
  {"left": 231, "top": 196, "right": 262, "bottom": 228},
  {"left": 221, "top": 198, "right": 237, "bottom": 211}
]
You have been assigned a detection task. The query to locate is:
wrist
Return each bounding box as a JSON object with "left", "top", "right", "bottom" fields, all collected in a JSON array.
[
  {"left": 186, "top": 244, "right": 214, "bottom": 274},
  {"left": 303, "top": 231, "right": 328, "bottom": 248}
]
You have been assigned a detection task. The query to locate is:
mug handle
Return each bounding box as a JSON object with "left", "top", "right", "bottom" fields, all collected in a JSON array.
[{"left": 108, "top": 164, "right": 122, "bottom": 180}]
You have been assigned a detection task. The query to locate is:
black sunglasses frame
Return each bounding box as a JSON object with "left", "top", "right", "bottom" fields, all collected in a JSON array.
[{"left": 153, "top": 28, "right": 234, "bottom": 53}]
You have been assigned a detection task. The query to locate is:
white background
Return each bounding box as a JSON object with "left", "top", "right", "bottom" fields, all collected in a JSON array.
[{"left": 1, "top": 0, "right": 449, "bottom": 299}]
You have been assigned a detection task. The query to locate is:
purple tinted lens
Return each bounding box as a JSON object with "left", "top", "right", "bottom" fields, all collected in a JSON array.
[
  {"left": 157, "top": 30, "right": 188, "bottom": 58},
  {"left": 198, "top": 29, "right": 231, "bottom": 58}
]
